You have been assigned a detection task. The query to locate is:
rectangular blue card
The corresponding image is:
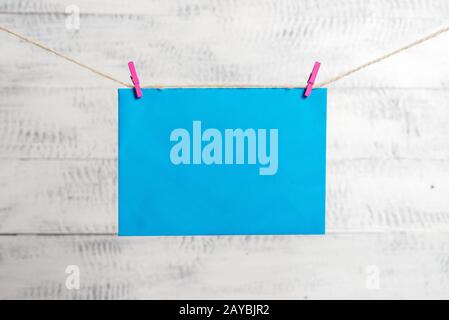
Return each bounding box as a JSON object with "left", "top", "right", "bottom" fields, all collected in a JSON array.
[{"left": 118, "top": 88, "right": 326, "bottom": 236}]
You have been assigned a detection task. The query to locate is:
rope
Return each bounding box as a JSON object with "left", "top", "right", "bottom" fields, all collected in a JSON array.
[
  {"left": 315, "top": 24, "right": 449, "bottom": 87},
  {"left": 0, "top": 25, "right": 131, "bottom": 87},
  {"left": 1, "top": 24, "right": 449, "bottom": 88}
]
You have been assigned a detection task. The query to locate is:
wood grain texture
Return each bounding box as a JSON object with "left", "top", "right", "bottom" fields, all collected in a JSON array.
[
  {"left": 1, "top": 233, "right": 449, "bottom": 299},
  {"left": 1, "top": 0, "right": 449, "bottom": 88},
  {"left": 1, "top": 88, "right": 449, "bottom": 159},
  {"left": 1, "top": 0, "right": 449, "bottom": 299},
  {"left": 1, "top": 158, "right": 448, "bottom": 233}
]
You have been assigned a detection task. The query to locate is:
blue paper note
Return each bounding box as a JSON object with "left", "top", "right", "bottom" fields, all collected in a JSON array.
[{"left": 118, "top": 88, "right": 326, "bottom": 236}]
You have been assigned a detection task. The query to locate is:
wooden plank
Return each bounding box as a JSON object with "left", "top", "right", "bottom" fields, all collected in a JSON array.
[
  {"left": 1, "top": 1, "right": 449, "bottom": 88},
  {"left": 1, "top": 158, "right": 448, "bottom": 233},
  {"left": 0, "top": 0, "right": 448, "bottom": 301},
  {"left": 1, "top": 233, "right": 449, "bottom": 299},
  {"left": 1, "top": 88, "right": 448, "bottom": 159},
  {"left": 0, "top": 0, "right": 449, "bottom": 19},
  {"left": 4, "top": 0, "right": 449, "bottom": 16},
  {"left": 0, "top": 87, "right": 117, "bottom": 159},
  {"left": 0, "top": 159, "right": 117, "bottom": 234}
]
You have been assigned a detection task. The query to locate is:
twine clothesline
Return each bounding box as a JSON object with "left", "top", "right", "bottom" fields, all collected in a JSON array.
[{"left": 1, "top": 24, "right": 449, "bottom": 88}]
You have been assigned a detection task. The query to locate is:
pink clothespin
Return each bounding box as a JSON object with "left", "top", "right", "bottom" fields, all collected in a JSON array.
[
  {"left": 303, "top": 61, "right": 321, "bottom": 98},
  {"left": 128, "top": 61, "right": 142, "bottom": 98}
]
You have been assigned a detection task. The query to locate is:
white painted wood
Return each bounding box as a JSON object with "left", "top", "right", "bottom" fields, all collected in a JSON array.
[
  {"left": 1, "top": 158, "right": 448, "bottom": 233},
  {"left": 0, "top": 87, "right": 117, "bottom": 159},
  {"left": 0, "top": 160, "right": 117, "bottom": 233},
  {"left": 1, "top": 233, "right": 449, "bottom": 299},
  {"left": 1, "top": 88, "right": 449, "bottom": 159},
  {"left": 1, "top": 0, "right": 449, "bottom": 299},
  {"left": 1, "top": 0, "right": 449, "bottom": 88}
]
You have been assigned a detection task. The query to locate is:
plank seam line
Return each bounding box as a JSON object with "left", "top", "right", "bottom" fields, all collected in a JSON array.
[
  {"left": 3, "top": 86, "right": 449, "bottom": 90},
  {"left": 0, "top": 233, "right": 118, "bottom": 236},
  {"left": 1, "top": 231, "right": 449, "bottom": 236},
  {"left": 1, "top": 157, "right": 449, "bottom": 162}
]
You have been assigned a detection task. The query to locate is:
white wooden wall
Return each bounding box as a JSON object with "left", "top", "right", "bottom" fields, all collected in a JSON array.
[{"left": 1, "top": 0, "right": 449, "bottom": 299}]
